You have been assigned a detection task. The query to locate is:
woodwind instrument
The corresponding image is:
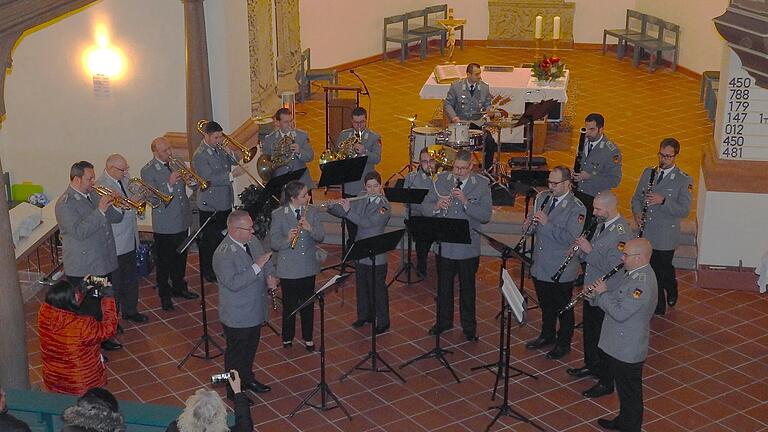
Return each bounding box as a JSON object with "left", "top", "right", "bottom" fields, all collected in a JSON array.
[
  {"left": 310, "top": 194, "right": 372, "bottom": 208},
  {"left": 513, "top": 192, "right": 552, "bottom": 253},
  {"left": 551, "top": 219, "right": 599, "bottom": 282},
  {"left": 559, "top": 263, "right": 625, "bottom": 314},
  {"left": 573, "top": 128, "right": 587, "bottom": 185},
  {"left": 637, "top": 166, "right": 659, "bottom": 238},
  {"left": 289, "top": 202, "right": 308, "bottom": 249}
]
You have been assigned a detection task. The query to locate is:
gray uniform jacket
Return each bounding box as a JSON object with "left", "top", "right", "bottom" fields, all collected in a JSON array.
[
  {"left": 443, "top": 78, "right": 492, "bottom": 122},
  {"left": 336, "top": 128, "right": 382, "bottom": 195},
  {"left": 403, "top": 170, "right": 433, "bottom": 217},
  {"left": 582, "top": 216, "right": 632, "bottom": 289},
  {"left": 529, "top": 192, "right": 586, "bottom": 283},
  {"left": 96, "top": 172, "right": 139, "bottom": 255},
  {"left": 139, "top": 158, "right": 192, "bottom": 234},
  {"left": 631, "top": 166, "right": 692, "bottom": 251},
  {"left": 422, "top": 172, "right": 492, "bottom": 260},
  {"left": 192, "top": 140, "right": 234, "bottom": 212},
  {"left": 594, "top": 265, "right": 658, "bottom": 363},
  {"left": 213, "top": 235, "right": 275, "bottom": 328},
  {"left": 262, "top": 129, "right": 314, "bottom": 189},
  {"left": 327, "top": 195, "right": 391, "bottom": 265},
  {"left": 576, "top": 135, "right": 622, "bottom": 197},
  {"left": 55, "top": 186, "right": 123, "bottom": 277},
  {"left": 270, "top": 204, "right": 325, "bottom": 279}
]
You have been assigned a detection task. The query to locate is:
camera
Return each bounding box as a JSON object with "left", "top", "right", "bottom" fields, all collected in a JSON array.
[{"left": 211, "top": 372, "right": 234, "bottom": 385}]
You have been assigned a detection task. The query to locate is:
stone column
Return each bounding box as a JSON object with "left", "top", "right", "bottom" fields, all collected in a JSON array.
[
  {"left": 274, "top": 0, "right": 301, "bottom": 94},
  {"left": 182, "top": 0, "right": 213, "bottom": 158},
  {"left": 247, "top": 0, "right": 280, "bottom": 117}
]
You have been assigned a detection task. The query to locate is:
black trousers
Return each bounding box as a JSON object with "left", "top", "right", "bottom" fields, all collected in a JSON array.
[
  {"left": 436, "top": 256, "right": 479, "bottom": 336},
  {"left": 198, "top": 209, "right": 230, "bottom": 279},
  {"left": 67, "top": 274, "right": 110, "bottom": 321},
  {"left": 281, "top": 276, "right": 315, "bottom": 342},
  {"left": 223, "top": 324, "right": 262, "bottom": 386},
  {"left": 154, "top": 230, "right": 189, "bottom": 300},
  {"left": 583, "top": 301, "right": 615, "bottom": 386},
  {"left": 469, "top": 123, "right": 497, "bottom": 170},
  {"left": 650, "top": 249, "right": 676, "bottom": 314},
  {"left": 610, "top": 355, "right": 645, "bottom": 432},
  {"left": 574, "top": 190, "right": 595, "bottom": 230},
  {"left": 112, "top": 250, "right": 139, "bottom": 316},
  {"left": 355, "top": 262, "right": 390, "bottom": 328},
  {"left": 533, "top": 278, "right": 575, "bottom": 348},
  {"left": 415, "top": 240, "right": 433, "bottom": 275}
]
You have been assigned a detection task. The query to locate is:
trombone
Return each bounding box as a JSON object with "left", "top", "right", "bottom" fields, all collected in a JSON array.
[
  {"left": 127, "top": 177, "right": 174, "bottom": 208},
  {"left": 93, "top": 185, "right": 148, "bottom": 217},
  {"left": 168, "top": 155, "right": 209, "bottom": 191},
  {"left": 196, "top": 119, "right": 268, "bottom": 190}
]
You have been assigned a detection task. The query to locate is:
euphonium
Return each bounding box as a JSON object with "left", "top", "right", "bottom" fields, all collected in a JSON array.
[
  {"left": 319, "top": 129, "right": 362, "bottom": 165},
  {"left": 559, "top": 263, "right": 624, "bottom": 314},
  {"left": 256, "top": 132, "right": 295, "bottom": 181},
  {"left": 168, "top": 156, "right": 209, "bottom": 190},
  {"left": 637, "top": 166, "right": 658, "bottom": 238},
  {"left": 127, "top": 177, "right": 174, "bottom": 208},
  {"left": 196, "top": 119, "right": 256, "bottom": 163},
  {"left": 94, "top": 185, "right": 148, "bottom": 216}
]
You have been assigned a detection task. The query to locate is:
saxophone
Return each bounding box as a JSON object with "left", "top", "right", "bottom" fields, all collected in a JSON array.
[
  {"left": 637, "top": 166, "right": 659, "bottom": 238},
  {"left": 319, "top": 129, "right": 362, "bottom": 165},
  {"left": 289, "top": 202, "right": 308, "bottom": 249}
]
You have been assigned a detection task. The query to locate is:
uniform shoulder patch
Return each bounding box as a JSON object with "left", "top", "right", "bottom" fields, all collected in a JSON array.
[
  {"left": 632, "top": 288, "right": 643, "bottom": 299},
  {"left": 617, "top": 241, "right": 625, "bottom": 251},
  {"left": 574, "top": 198, "right": 584, "bottom": 208},
  {"left": 606, "top": 141, "right": 616, "bottom": 151}
]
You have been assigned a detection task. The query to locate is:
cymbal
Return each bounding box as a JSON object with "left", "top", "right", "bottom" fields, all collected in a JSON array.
[
  {"left": 252, "top": 115, "right": 273, "bottom": 124},
  {"left": 394, "top": 114, "right": 428, "bottom": 126}
]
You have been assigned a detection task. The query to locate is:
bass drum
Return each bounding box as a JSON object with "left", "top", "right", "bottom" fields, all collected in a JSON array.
[
  {"left": 446, "top": 121, "right": 470, "bottom": 145},
  {"left": 412, "top": 126, "right": 441, "bottom": 161}
]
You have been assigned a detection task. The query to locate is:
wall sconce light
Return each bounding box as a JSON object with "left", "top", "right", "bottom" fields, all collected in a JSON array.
[{"left": 83, "top": 26, "right": 124, "bottom": 96}]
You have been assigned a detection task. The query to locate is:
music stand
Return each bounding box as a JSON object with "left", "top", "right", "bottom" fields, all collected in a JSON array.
[
  {"left": 176, "top": 212, "right": 223, "bottom": 368},
  {"left": 319, "top": 156, "right": 369, "bottom": 275},
  {"left": 288, "top": 274, "right": 352, "bottom": 420},
  {"left": 509, "top": 100, "right": 557, "bottom": 183},
  {"left": 471, "top": 230, "right": 537, "bottom": 401},
  {"left": 338, "top": 229, "right": 407, "bottom": 383},
  {"left": 399, "top": 216, "right": 470, "bottom": 384},
  {"left": 485, "top": 270, "right": 545, "bottom": 432},
  {"left": 384, "top": 187, "right": 429, "bottom": 286},
  {"left": 257, "top": 168, "right": 306, "bottom": 208}
]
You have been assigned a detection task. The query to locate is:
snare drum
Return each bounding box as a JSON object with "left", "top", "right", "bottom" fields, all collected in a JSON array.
[
  {"left": 412, "top": 126, "right": 441, "bottom": 161},
  {"left": 447, "top": 122, "right": 470, "bottom": 145},
  {"left": 467, "top": 130, "right": 485, "bottom": 150}
]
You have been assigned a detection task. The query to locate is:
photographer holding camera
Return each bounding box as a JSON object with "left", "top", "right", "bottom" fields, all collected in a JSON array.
[
  {"left": 167, "top": 370, "right": 253, "bottom": 432},
  {"left": 37, "top": 279, "right": 118, "bottom": 395}
]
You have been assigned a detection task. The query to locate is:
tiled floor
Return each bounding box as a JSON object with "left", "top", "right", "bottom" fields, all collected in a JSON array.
[{"left": 22, "top": 47, "right": 768, "bottom": 431}]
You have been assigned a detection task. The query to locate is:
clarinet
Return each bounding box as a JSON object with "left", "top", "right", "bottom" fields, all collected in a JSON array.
[
  {"left": 513, "top": 193, "right": 551, "bottom": 253},
  {"left": 573, "top": 128, "right": 587, "bottom": 184},
  {"left": 559, "top": 263, "right": 625, "bottom": 314},
  {"left": 637, "top": 166, "right": 659, "bottom": 238},
  {"left": 551, "top": 219, "right": 599, "bottom": 282}
]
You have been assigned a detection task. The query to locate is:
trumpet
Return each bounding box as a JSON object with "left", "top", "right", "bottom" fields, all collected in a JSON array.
[
  {"left": 127, "top": 177, "right": 174, "bottom": 208},
  {"left": 513, "top": 193, "right": 552, "bottom": 253},
  {"left": 93, "top": 185, "right": 148, "bottom": 216},
  {"left": 551, "top": 219, "right": 598, "bottom": 282},
  {"left": 637, "top": 166, "right": 659, "bottom": 238},
  {"left": 196, "top": 119, "right": 255, "bottom": 163},
  {"left": 559, "top": 263, "right": 624, "bottom": 314},
  {"left": 289, "top": 202, "right": 309, "bottom": 249},
  {"left": 168, "top": 156, "right": 209, "bottom": 191}
]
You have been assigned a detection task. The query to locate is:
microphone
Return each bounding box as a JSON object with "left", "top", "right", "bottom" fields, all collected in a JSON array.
[{"left": 349, "top": 69, "right": 370, "bottom": 96}]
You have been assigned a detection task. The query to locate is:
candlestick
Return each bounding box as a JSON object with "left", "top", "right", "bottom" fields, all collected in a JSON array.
[
  {"left": 535, "top": 15, "right": 543, "bottom": 39},
  {"left": 553, "top": 16, "right": 561, "bottom": 40}
]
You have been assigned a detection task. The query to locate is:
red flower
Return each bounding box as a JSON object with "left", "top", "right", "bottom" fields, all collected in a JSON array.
[{"left": 551, "top": 57, "right": 560, "bottom": 64}]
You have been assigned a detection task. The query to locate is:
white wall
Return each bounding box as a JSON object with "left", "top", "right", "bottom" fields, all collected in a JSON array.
[
  {"left": 0, "top": 0, "right": 186, "bottom": 199},
  {"left": 571, "top": 0, "right": 636, "bottom": 43},
  {"left": 635, "top": 0, "right": 729, "bottom": 73}
]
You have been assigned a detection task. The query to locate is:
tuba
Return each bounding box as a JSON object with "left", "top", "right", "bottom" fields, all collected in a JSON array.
[
  {"left": 256, "top": 132, "right": 295, "bottom": 181},
  {"left": 94, "top": 185, "right": 148, "bottom": 217},
  {"left": 168, "top": 155, "right": 209, "bottom": 190},
  {"left": 196, "top": 120, "right": 256, "bottom": 163},
  {"left": 319, "top": 129, "right": 362, "bottom": 165},
  {"left": 127, "top": 177, "right": 174, "bottom": 208}
]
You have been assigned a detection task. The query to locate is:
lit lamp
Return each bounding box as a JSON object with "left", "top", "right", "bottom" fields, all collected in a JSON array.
[
  {"left": 84, "top": 29, "right": 124, "bottom": 96},
  {"left": 281, "top": 90, "right": 296, "bottom": 116}
]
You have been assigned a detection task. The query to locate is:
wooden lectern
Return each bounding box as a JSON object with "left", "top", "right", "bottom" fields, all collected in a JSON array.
[{"left": 323, "top": 85, "right": 362, "bottom": 149}]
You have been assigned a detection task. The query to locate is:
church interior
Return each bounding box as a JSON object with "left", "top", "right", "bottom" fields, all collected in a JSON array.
[{"left": 1, "top": 0, "right": 767, "bottom": 431}]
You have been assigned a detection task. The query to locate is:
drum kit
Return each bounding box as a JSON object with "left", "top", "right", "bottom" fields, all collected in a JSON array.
[{"left": 410, "top": 120, "right": 485, "bottom": 163}]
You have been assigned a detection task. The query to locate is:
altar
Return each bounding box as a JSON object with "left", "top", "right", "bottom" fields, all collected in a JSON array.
[{"left": 419, "top": 66, "right": 569, "bottom": 143}]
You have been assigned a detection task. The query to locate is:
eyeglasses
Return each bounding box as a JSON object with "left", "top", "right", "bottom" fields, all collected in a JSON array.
[
  {"left": 235, "top": 226, "right": 254, "bottom": 232},
  {"left": 112, "top": 166, "right": 129, "bottom": 173},
  {"left": 657, "top": 152, "right": 676, "bottom": 159},
  {"left": 547, "top": 179, "right": 568, "bottom": 186},
  {"left": 622, "top": 252, "right": 641, "bottom": 257}
]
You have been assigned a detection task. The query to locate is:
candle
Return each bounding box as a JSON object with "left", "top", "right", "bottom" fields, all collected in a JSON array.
[
  {"left": 553, "top": 16, "right": 561, "bottom": 40},
  {"left": 535, "top": 15, "right": 543, "bottom": 39}
]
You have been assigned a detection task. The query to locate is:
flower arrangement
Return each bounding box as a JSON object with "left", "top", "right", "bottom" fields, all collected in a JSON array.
[{"left": 531, "top": 56, "right": 565, "bottom": 82}]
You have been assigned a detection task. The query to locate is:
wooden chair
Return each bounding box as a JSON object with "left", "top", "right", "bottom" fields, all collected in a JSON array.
[
  {"left": 383, "top": 13, "right": 422, "bottom": 63},
  {"left": 633, "top": 18, "right": 680, "bottom": 71},
  {"left": 603, "top": 10, "right": 647, "bottom": 59},
  {"left": 409, "top": 5, "right": 446, "bottom": 58},
  {"left": 297, "top": 48, "right": 337, "bottom": 101},
  {"left": 428, "top": 4, "right": 464, "bottom": 50}
]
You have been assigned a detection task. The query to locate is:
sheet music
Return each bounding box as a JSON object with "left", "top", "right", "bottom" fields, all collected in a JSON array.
[
  {"left": 501, "top": 270, "right": 526, "bottom": 324},
  {"left": 318, "top": 274, "right": 348, "bottom": 295}
]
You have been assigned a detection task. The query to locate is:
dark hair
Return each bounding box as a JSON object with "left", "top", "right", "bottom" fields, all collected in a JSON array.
[
  {"left": 351, "top": 107, "right": 367, "bottom": 118},
  {"left": 466, "top": 63, "right": 481, "bottom": 74},
  {"left": 202, "top": 121, "right": 223, "bottom": 135},
  {"left": 363, "top": 170, "right": 381, "bottom": 184},
  {"left": 455, "top": 149, "right": 472, "bottom": 163},
  {"left": 79, "top": 387, "right": 119, "bottom": 412},
  {"left": 584, "top": 113, "right": 605, "bottom": 129},
  {"left": 419, "top": 147, "right": 430, "bottom": 158},
  {"left": 551, "top": 165, "right": 573, "bottom": 182},
  {"left": 283, "top": 180, "right": 306, "bottom": 204},
  {"left": 45, "top": 280, "right": 79, "bottom": 313},
  {"left": 69, "top": 161, "right": 94, "bottom": 181},
  {"left": 274, "top": 107, "right": 292, "bottom": 121},
  {"left": 660, "top": 137, "right": 680, "bottom": 155}
]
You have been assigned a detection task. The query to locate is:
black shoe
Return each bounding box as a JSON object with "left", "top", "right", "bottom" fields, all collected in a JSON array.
[
  {"left": 204, "top": 273, "right": 217, "bottom": 283},
  {"left": 124, "top": 312, "right": 149, "bottom": 324},
  {"left": 116, "top": 324, "right": 124, "bottom": 334},
  {"left": 227, "top": 392, "right": 255, "bottom": 406},
  {"left": 654, "top": 308, "right": 666, "bottom": 316},
  {"left": 583, "top": 383, "right": 615, "bottom": 398},
  {"left": 173, "top": 290, "right": 199, "bottom": 300},
  {"left": 282, "top": 341, "right": 293, "bottom": 348},
  {"left": 545, "top": 346, "right": 570, "bottom": 360},
  {"left": 351, "top": 319, "right": 367, "bottom": 328},
  {"left": 525, "top": 337, "right": 555, "bottom": 350},
  {"left": 161, "top": 298, "right": 174, "bottom": 311},
  {"left": 101, "top": 339, "right": 123, "bottom": 351},
  {"left": 428, "top": 325, "right": 452, "bottom": 336},
  {"left": 667, "top": 292, "right": 678, "bottom": 306},
  {"left": 245, "top": 381, "right": 271, "bottom": 393},
  {"left": 597, "top": 417, "right": 620, "bottom": 430},
  {"left": 567, "top": 365, "right": 598, "bottom": 379},
  {"left": 464, "top": 332, "right": 479, "bottom": 342},
  {"left": 304, "top": 341, "right": 315, "bottom": 352},
  {"left": 375, "top": 326, "right": 389, "bottom": 335}
]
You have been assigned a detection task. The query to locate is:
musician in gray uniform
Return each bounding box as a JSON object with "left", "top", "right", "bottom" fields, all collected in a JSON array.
[
  {"left": 443, "top": 63, "right": 496, "bottom": 170},
  {"left": 567, "top": 191, "right": 632, "bottom": 399},
  {"left": 572, "top": 113, "right": 622, "bottom": 226},
  {"left": 328, "top": 171, "right": 391, "bottom": 332},
  {"left": 423, "top": 150, "right": 492, "bottom": 341},
  {"left": 262, "top": 108, "right": 314, "bottom": 189},
  {"left": 96, "top": 154, "right": 148, "bottom": 324},
  {"left": 404, "top": 148, "right": 437, "bottom": 277},
  {"left": 270, "top": 180, "right": 324, "bottom": 350},
  {"left": 213, "top": 210, "right": 277, "bottom": 403},
  {"left": 631, "top": 138, "right": 692, "bottom": 315},
  {"left": 524, "top": 166, "right": 586, "bottom": 359},
  {"left": 55, "top": 160, "right": 123, "bottom": 350},
  {"left": 588, "top": 238, "right": 657, "bottom": 432},
  {"left": 141, "top": 137, "right": 199, "bottom": 312},
  {"left": 336, "top": 107, "right": 382, "bottom": 196}
]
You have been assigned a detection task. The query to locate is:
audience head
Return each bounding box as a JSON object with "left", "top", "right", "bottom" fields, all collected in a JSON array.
[
  {"left": 69, "top": 161, "right": 96, "bottom": 194},
  {"left": 62, "top": 387, "right": 125, "bottom": 432},
  {"left": 201, "top": 121, "right": 224, "bottom": 147},
  {"left": 177, "top": 389, "right": 229, "bottom": 432},
  {"left": 45, "top": 279, "right": 80, "bottom": 313},
  {"left": 584, "top": 113, "right": 605, "bottom": 141}
]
